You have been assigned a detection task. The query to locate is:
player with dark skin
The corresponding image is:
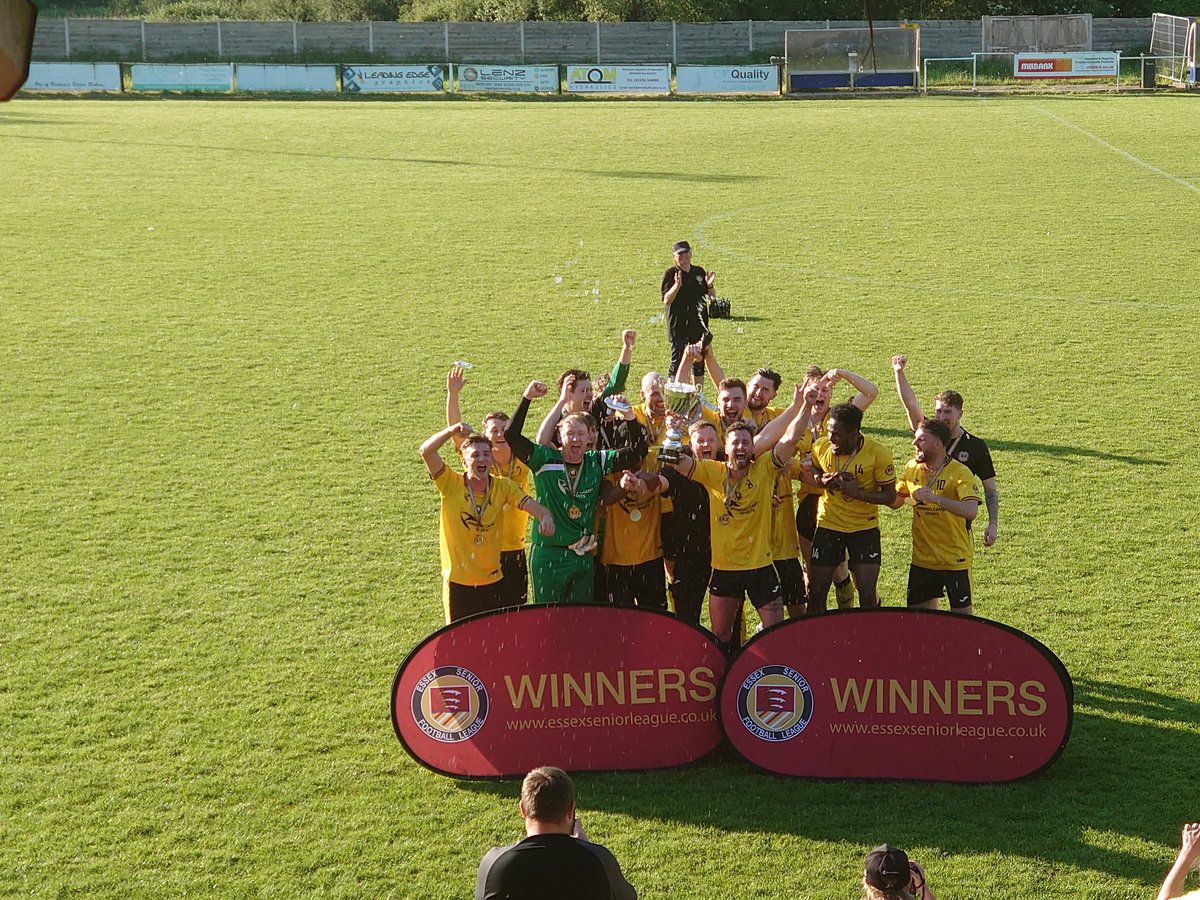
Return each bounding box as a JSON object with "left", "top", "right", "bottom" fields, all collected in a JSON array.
[{"left": 804, "top": 405, "right": 897, "bottom": 611}]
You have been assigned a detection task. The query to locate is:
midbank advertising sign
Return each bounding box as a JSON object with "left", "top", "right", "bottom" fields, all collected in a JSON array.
[
  {"left": 392, "top": 605, "right": 726, "bottom": 777},
  {"left": 720, "top": 610, "right": 1072, "bottom": 782}
]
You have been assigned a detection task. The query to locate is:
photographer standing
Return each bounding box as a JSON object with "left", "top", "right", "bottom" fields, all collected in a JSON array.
[
  {"left": 661, "top": 240, "right": 714, "bottom": 385},
  {"left": 862, "top": 845, "right": 937, "bottom": 900}
]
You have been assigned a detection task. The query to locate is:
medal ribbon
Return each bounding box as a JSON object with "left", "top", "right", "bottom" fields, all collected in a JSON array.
[
  {"left": 465, "top": 476, "right": 490, "bottom": 528},
  {"left": 564, "top": 461, "right": 585, "bottom": 503}
]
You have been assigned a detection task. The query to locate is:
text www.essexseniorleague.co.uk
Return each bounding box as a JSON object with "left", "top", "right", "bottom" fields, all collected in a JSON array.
[
  {"left": 507, "top": 710, "right": 717, "bottom": 730},
  {"left": 828, "top": 721, "right": 1050, "bottom": 739}
]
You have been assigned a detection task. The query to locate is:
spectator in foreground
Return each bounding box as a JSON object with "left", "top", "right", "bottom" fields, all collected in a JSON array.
[
  {"left": 1158, "top": 822, "right": 1200, "bottom": 900},
  {"left": 476, "top": 766, "right": 637, "bottom": 900},
  {"left": 862, "top": 844, "right": 936, "bottom": 900}
]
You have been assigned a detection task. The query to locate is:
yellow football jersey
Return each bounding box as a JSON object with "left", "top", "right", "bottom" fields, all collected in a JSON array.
[
  {"left": 771, "top": 456, "right": 808, "bottom": 560},
  {"left": 433, "top": 465, "right": 528, "bottom": 586},
  {"left": 491, "top": 454, "right": 531, "bottom": 553},
  {"left": 812, "top": 435, "right": 896, "bottom": 533},
  {"left": 601, "top": 478, "right": 663, "bottom": 567},
  {"left": 895, "top": 458, "right": 982, "bottom": 570},
  {"left": 691, "top": 453, "right": 783, "bottom": 571}
]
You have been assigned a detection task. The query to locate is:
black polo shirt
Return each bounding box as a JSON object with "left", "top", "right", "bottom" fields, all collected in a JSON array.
[
  {"left": 661, "top": 265, "right": 710, "bottom": 342},
  {"left": 946, "top": 428, "right": 995, "bottom": 483},
  {"left": 475, "top": 833, "right": 636, "bottom": 900}
]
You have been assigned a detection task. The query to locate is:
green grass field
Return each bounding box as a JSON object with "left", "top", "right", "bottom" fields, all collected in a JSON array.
[{"left": 2, "top": 94, "right": 1199, "bottom": 899}]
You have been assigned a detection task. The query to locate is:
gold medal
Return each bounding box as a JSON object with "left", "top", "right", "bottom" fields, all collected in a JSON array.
[
  {"left": 629, "top": 508, "right": 642, "bottom": 522},
  {"left": 568, "top": 505, "right": 581, "bottom": 520},
  {"left": 719, "top": 513, "right": 731, "bottom": 525},
  {"left": 474, "top": 533, "right": 484, "bottom": 546}
]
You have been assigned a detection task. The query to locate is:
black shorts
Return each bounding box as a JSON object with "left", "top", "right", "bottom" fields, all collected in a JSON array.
[
  {"left": 810, "top": 527, "right": 881, "bottom": 567},
  {"left": 773, "top": 557, "right": 805, "bottom": 607},
  {"left": 446, "top": 580, "right": 505, "bottom": 623},
  {"left": 795, "top": 493, "right": 819, "bottom": 541},
  {"left": 709, "top": 565, "right": 781, "bottom": 610},
  {"left": 608, "top": 558, "right": 667, "bottom": 609},
  {"left": 499, "top": 549, "right": 528, "bottom": 607},
  {"left": 907, "top": 565, "right": 972, "bottom": 609}
]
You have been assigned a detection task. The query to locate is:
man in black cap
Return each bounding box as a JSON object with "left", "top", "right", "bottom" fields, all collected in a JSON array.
[
  {"left": 861, "top": 845, "right": 936, "bottom": 900},
  {"left": 661, "top": 240, "right": 715, "bottom": 386}
]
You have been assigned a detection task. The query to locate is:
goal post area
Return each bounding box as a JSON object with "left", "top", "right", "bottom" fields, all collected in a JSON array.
[
  {"left": 1149, "top": 12, "right": 1197, "bottom": 86},
  {"left": 784, "top": 26, "right": 919, "bottom": 91}
]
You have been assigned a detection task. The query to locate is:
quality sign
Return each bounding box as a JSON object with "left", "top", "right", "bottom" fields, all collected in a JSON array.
[
  {"left": 720, "top": 610, "right": 1072, "bottom": 782},
  {"left": 393, "top": 605, "right": 726, "bottom": 778}
]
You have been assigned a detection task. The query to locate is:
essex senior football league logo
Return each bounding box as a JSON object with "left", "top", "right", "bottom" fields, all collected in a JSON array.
[
  {"left": 737, "top": 665, "right": 814, "bottom": 742},
  {"left": 411, "top": 666, "right": 489, "bottom": 743}
]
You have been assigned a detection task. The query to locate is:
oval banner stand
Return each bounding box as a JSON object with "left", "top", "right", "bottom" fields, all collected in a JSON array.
[
  {"left": 393, "top": 604, "right": 726, "bottom": 778},
  {"left": 719, "top": 609, "right": 1072, "bottom": 783}
]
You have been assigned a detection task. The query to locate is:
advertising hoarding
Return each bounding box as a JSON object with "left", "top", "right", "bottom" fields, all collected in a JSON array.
[
  {"left": 720, "top": 610, "right": 1072, "bottom": 782},
  {"left": 564, "top": 65, "right": 670, "bottom": 94},
  {"left": 393, "top": 605, "right": 726, "bottom": 778}
]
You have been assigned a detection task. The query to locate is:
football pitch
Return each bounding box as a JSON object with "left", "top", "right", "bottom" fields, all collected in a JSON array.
[{"left": 2, "top": 94, "right": 1199, "bottom": 899}]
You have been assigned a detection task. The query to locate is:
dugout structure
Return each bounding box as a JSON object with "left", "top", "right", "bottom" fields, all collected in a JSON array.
[
  {"left": 785, "top": 26, "right": 919, "bottom": 91},
  {"left": 1150, "top": 13, "right": 1196, "bottom": 86}
]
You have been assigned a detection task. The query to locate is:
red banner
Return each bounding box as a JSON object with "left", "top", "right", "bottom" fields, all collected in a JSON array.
[
  {"left": 392, "top": 605, "right": 726, "bottom": 778},
  {"left": 719, "top": 610, "right": 1072, "bottom": 782}
]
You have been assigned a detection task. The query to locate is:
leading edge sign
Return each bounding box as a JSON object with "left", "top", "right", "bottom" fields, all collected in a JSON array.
[
  {"left": 393, "top": 605, "right": 725, "bottom": 778},
  {"left": 720, "top": 610, "right": 1072, "bottom": 782}
]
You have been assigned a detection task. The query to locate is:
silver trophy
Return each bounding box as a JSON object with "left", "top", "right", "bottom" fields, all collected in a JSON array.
[{"left": 657, "top": 382, "right": 699, "bottom": 464}]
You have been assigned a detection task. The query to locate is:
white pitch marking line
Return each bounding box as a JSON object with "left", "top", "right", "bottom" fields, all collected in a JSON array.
[{"left": 1040, "top": 107, "right": 1200, "bottom": 198}]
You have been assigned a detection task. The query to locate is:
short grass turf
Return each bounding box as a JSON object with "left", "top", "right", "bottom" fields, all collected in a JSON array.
[{"left": 2, "top": 94, "right": 1199, "bottom": 900}]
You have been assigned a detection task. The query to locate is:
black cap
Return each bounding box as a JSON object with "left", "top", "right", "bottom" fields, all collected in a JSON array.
[
  {"left": 864, "top": 845, "right": 910, "bottom": 892},
  {"left": 672, "top": 240, "right": 692, "bottom": 253}
]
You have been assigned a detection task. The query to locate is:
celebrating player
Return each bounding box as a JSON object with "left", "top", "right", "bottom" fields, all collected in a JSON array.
[
  {"left": 664, "top": 384, "right": 816, "bottom": 653},
  {"left": 421, "top": 423, "right": 553, "bottom": 623},
  {"left": 892, "top": 354, "right": 999, "bottom": 547},
  {"left": 446, "top": 366, "right": 533, "bottom": 606},
  {"left": 890, "top": 418, "right": 982, "bottom": 614},
  {"left": 805, "top": 402, "right": 896, "bottom": 612},
  {"left": 506, "top": 381, "right": 643, "bottom": 605}
]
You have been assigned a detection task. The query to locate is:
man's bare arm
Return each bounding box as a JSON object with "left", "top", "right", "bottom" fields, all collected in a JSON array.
[
  {"left": 827, "top": 367, "right": 879, "bottom": 411},
  {"left": 420, "top": 422, "right": 470, "bottom": 479},
  {"left": 892, "top": 354, "right": 924, "bottom": 432},
  {"left": 446, "top": 366, "right": 467, "bottom": 450}
]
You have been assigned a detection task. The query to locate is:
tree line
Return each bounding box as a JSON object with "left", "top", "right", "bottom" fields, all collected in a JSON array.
[{"left": 47, "top": 0, "right": 1188, "bottom": 24}]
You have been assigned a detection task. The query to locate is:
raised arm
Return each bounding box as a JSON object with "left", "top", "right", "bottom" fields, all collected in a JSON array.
[
  {"left": 446, "top": 366, "right": 467, "bottom": 450},
  {"left": 768, "top": 387, "right": 817, "bottom": 467},
  {"left": 1158, "top": 823, "right": 1200, "bottom": 900},
  {"left": 701, "top": 338, "right": 724, "bottom": 390},
  {"left": 753, "top": 383, "right": 809, "bottom": 458},
  {"left": 420, "top": 422, "right": 470, "bottom": 478},
  {"left": 827, "top": 367, "right": 879, "bottom": 411},
  {"left": 535, "top": 376, "right": 573, "bottom": 447},
  {"left": 892, "top": 354, "right": 924, "bottom": 432},
  {"left": 504, "top": 381, "right": 547, "bottom": 463}
]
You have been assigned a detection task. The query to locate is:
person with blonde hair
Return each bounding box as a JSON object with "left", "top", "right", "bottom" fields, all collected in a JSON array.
[{"left": 861, "top": 845, "right": 936, "bottom": 900}]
